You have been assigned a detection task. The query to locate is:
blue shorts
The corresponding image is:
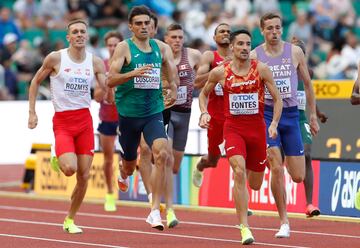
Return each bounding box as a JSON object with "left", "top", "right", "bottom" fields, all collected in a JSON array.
[
  {"left": 118, "top": 112, "right": 167, "bottom": 161},
  {"left": 97, "top": 121, "right": 118, "bottom": 136},
  {"left": 264, "top": 106, "right": 304, "bottom": 156}
]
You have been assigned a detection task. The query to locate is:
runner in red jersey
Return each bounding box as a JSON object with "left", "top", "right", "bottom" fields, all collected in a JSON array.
[
  {"left": 95, "top": 31, "right": 123, "bottom": 212},
  {"left": 199, "top": 29, "right": 282, "bottom": 245},
  {"left": 192, "top": 23, "right": 232, "bottom": 188}
]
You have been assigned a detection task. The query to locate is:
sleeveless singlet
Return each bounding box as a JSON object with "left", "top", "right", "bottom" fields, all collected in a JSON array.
[
  {"left": 223, "top": 60, "right": 265, "bottom": 121},
  {"left": 255, "top": 42, "right": 298, "bottom": 108},
  {"left": 99, "top": 59, "right": 118, "bottom": 122},
  {"left": 115, "top": 38, "right": 164, "bottom": 118},
  {"left": 207, "top": 50, "right": 225, "bottom": 120},
  {"left": 50, "top": 48, "right": 94, "bottom": 112},
  {"left": 172, "top": 47, "right": 195, "bottom": 112}
]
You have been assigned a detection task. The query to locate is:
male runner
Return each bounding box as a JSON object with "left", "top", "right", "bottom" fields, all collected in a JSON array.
[
  {"left": 28, "top": 19, "right": 106, "bottom": 233},
  {"left": 251, "top": 13, "right": 319, "bottom": 237},
  {"left": 199, "top": 29, "right": 282, "bottom": 244},
  {"left": 107, "top": 5, "right": 177, "bottom": 231}
]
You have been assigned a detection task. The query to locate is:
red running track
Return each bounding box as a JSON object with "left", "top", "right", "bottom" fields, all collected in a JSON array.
[{"left": 0, "top": 194, "right": 359, "bottom": 248}]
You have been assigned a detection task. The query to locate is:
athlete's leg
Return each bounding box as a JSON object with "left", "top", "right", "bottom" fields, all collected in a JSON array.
[
  {"left": 68, "top": 154, "right": 92, "bottom": 219},
  {"left": 100, "top": 134, "right": 117, "bottom": 194},
  {"left": 267, "top": 146, "right": 288, "bottom": 225},
  {"left": 138, "top": 134, "right": 153, "bottom": 195},
  {"left": 303, "top": 143, "right": 313, "bottom": 205}
]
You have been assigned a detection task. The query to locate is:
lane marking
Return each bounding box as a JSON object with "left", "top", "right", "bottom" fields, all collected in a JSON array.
[
  {"left": 0, "top": 205, "right": 359, "bottom": 239},
  {"left": 0, "top": 218, "right": 309, "bottom": 248},
  {"left": 0, "top": 233, "right": 127, "bottom": 248}
]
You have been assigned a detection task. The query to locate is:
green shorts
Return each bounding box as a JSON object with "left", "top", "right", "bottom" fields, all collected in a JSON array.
[{"left": 299, "top": 110, "right": 312, "bottom": 144}]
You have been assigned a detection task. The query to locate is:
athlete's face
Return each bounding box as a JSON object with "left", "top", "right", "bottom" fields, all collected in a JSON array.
[
  {"left": 106, "top": 37, "right": 121, "bottom": 58},
  {"left": 67, "top": 22, "right": 88, "bottom": 48},
  {"left": 148, "top": 18, "right": 158, "bottom": 38},
  {"left": 165, "top": 29, "right": 184, "bottom": 53},
  {"left": 129, "top": 15, "right": 150, "bottom": 40},
  {"left": 214, "top": 25, "right": 231, "bottom": 47},
  {"left": 261, "top": 18, "right": 282, "bottom": 45},
  {"left": 230, "top": 33, "right": 251, "bottom": 61}
]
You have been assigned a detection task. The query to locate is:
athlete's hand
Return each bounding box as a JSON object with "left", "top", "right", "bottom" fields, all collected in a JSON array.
[
  {"left": 310, "top": 114, "right": 320, "bottom": 136},
  {"left": 199, "top": 112, "right": 211, "bottom": 129},
  {"left": 163, "top": 88, "right": 176, "bottom": 109},
  {"left": 268, "top": 121, "right": 278, "bottom": 139},
  {"left": 132, "top": 64, "right": 153, "bottom": 77},
  {"left": 317, "top": 111, "right": 328, "bottom": 123},
  {"left": 28, "top": 111, "right": 38, "bottom": 129},
  {"left": 104, "top": 88, "right": 115, "bottom": 104}
]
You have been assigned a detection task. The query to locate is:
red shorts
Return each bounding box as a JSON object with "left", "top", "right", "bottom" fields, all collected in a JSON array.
[
  {"left": 207, "top": 117, "right": 225, "bottom": 157},
  {"left": 53, "top": 108, "right": 94, "bottom": 157},
  {"left": 223, "top": 118, "right": 267, "bottom": 172}
]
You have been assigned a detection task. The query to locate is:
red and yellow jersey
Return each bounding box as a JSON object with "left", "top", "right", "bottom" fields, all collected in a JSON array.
[{"left": 223, "top": 60, "right": 265, "bottom": 121}]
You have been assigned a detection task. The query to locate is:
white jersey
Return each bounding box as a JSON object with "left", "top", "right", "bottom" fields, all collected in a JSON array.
[{"left": 50, "top": 49, "right": 94, "bottom": 112}]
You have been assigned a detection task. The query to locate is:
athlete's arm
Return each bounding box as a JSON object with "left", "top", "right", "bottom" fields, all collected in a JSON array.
[
  {"left": 259, "top": 62, "right": 282, "bottom": 139},
  {"left": 93, "top": 55, "right": 107, "bottom": 102},
  {"left": 350, "top": 65, "right": 360, "bottom": 105},
  {"left": 194, "top": 50, "right": 213, "bottom": 89},
  {"left": 28, "top": 51, "right": 59, "bottom": 129},
  {"left": 107, "top": 41, "right": 152, "bottom": 88},
  {"left": 158, "top": 40, "right": 178, "bottom": 108},
  {"left": 294, "top": 45, "right": 319, "bottom": 136},
  {"left": 188, "top": 48, "right": 202, "bottom": 72},
  {"left": 198, "top": 65, "right": 223, "bottom": 128}
]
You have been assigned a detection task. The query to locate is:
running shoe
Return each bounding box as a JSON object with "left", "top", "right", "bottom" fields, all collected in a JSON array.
[
  {"left": 146, "top": 209, "right": 164, "bottom": 231},
  {"left": 247, "top": 209, "right": 254, "bottom": 216},
  {"left": 192, "top": 167, "right": 203, "bottom": 187},
  {"left": 239, "top": 224, "right": 255, "bottom": 245},
  {"left": 166, "top": 208, "right": 179, "bottom": 228},
  {"left": 305, "top": 204, "right": 320, "bottom": 217},
  {"left": 104, "top": 193, "right": 117, "bottom": 212},
  {"left": 148, "top": 193, "right": 166, "bottom": 213},
  {"left": 275, "top": 223, "right": 290, "bottom": 238},
  {"left": 63, "top": 217, "right": 83, "bottom": 234},
  {"left": 117, "top": 175, "right": 129, "bottom": 192},
  {"left": 355, "top": 189, "right": 360, "bottom": 211}
]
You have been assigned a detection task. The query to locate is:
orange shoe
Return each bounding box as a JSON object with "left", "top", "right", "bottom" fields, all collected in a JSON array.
[
  {"left": 117, "top": 175, "right": 129, "bottom": 192},
  {"left": 306, "top": 204, "right": 320, "bottom": 217}
]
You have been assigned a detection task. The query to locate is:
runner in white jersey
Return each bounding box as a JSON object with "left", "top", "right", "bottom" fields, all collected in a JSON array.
[{"left": 28, "top": 19, "right": 106, "bottom": 234}]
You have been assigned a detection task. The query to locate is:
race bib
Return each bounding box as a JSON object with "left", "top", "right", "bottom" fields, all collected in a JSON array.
[
  {"left": 296, "top": 90, "right": 306, "bottom": 110},
  {"left": 265, "top": 78, "right": 292, "bottom": 99},
  {"left": 214, "top": 83, "right": 223, "bottom": 96},
  {"left": 134, "top": 68, "right": 161, "bottom": 89},
  {"left": 229, "top": 93, "right": 259, "bottom": 115},
  {"left": 176, "top": 85, "right": 187, "bottom": 105}
]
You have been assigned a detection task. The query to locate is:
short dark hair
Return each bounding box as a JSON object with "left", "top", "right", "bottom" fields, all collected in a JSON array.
[
  {"left": 150, "top": 11, "right": 158, "bottom": 29},
  {"left": 260, "top": 12, "right": 282, "bottom": 29},
  {"left": 230, "top": 29, "right": 251, "bottom": 43},
  {"left": 128, "top": 5, "right": 151, "bottom": 23},
  {"left": 166, "top": 23, "right": 183, "bottom": 34},
  {"left": 67, "top": 19, "right": 88, "bottom": 31},
  {"left": 104, "top": 31, "right": 123, "bottom": 44},
  {"left": 214, "top": 23, "right": 230, "bottom": 35}
]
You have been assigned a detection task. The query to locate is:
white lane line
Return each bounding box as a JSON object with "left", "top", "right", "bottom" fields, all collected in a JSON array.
[
  {"left": 0, "top": 233, "right": 127, "bottom": 248},
  {"left": 0, "top": 205, "right": 359, "bottom": 240},
  {"left": 0, "top": 218, "right": 309, "bottom": 248}
]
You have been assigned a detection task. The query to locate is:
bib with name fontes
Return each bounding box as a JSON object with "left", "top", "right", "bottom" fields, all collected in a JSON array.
[{"left": 229, "top": 93, "right": 259, "bottom": 115}]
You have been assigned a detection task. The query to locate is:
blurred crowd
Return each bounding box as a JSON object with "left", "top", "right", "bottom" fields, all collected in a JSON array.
[{"left": 1, "top": 0, "right": 360, "bottom": 100}]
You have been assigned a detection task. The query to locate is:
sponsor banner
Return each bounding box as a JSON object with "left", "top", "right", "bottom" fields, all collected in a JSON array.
[
  {"left": 319, "top": 161, "right": 360, "bottom": 217},
  {"left": 313, "top": 80, "right": 353, "bottom": 99},
  {"left": 34, "top": 151, "right": 119, "bottom": 199},
  {"left": 199, "top": 157, "right": 320, "bottom": 213}
]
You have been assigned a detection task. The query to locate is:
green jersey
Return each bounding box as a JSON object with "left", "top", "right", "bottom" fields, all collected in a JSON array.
[{"left": 115, "top": 38, "right": 164, "bottom": 117}]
